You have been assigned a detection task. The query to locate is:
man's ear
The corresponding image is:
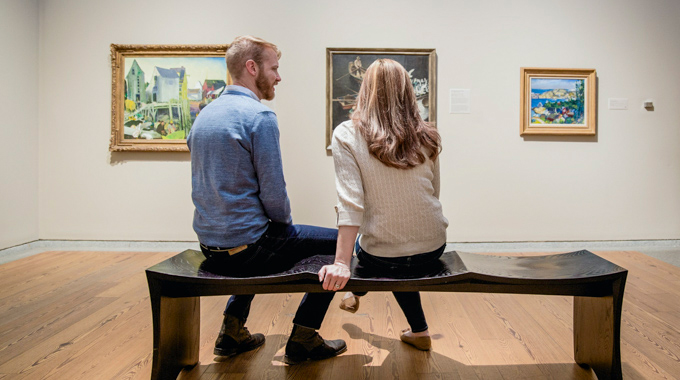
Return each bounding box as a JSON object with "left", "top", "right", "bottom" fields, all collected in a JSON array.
[{"left": 245, "top": 59, "right": 258, "bottom": 77}]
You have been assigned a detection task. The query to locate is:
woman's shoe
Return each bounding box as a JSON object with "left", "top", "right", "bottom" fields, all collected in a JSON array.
[
  {"left": 400, "top": 329, "right": 431, "bottom": 351},
  {"left": 339, "top": 292, "right": 360, "bottom": 313}
]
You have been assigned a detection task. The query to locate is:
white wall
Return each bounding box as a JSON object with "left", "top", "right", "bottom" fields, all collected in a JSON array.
[
  {"left": 0, "top": 0, "right": 39, "bottom": 249},
  {"left": 30, "top": 0, "right": 680, "bottom": 243}
]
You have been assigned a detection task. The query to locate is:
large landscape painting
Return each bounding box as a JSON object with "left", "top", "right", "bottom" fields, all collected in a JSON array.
[{"left": 110, "top": 44, "right": 228, "bottom": 152}]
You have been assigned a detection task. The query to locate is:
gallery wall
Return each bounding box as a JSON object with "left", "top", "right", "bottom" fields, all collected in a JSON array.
[
  {"left": 10, "top": 0, "right": 679, "bottom": 248},
  {"left": 0, "top": 0, "right": 40, "bottom": 249}
]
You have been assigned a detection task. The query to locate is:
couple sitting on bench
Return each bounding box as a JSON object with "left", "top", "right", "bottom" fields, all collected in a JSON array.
[{"left": 188, "top": 35, "right": 447, "bottom": 364}]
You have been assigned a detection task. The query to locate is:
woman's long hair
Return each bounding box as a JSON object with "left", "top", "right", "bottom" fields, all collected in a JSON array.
[{"left": 351, "top": 59, "right": 441, "bottom": 169}]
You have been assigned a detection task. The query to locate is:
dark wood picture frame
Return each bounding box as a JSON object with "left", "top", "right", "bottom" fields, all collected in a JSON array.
[{"left": 326, "top": 48, "right": 437, "bottom": 152}]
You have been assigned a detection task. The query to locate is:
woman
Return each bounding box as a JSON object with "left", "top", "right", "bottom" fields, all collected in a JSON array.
[{"left": 319, "top": 59, "right": 448, "bottom": 351}]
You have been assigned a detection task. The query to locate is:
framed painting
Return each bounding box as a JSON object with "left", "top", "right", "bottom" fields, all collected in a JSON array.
[
  {"left": 326, "top": 48, "right": 437, "bottom": 151},
  {"left": 520, "top": 67, "right": 597, "bottom": 136},
  {"left": 110, "top": 44, "right": 229, "bottom": 152}
]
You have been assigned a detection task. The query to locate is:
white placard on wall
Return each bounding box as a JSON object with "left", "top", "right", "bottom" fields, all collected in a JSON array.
[
  {"left": 608, "top": 98, "right": 628, "bottom": 110},
  {"left": 450, "top": 89, "right": 471, "bottom": 114}
]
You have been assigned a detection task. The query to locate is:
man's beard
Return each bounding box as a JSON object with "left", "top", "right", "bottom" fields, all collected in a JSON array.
[{"left": 256, "top": 71, "right": 275, "bottom": 101}]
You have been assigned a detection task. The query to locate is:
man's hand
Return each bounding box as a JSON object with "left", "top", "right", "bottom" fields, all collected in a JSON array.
[{"left": 318, "top": 263, "right": 351, "bottom": 291}]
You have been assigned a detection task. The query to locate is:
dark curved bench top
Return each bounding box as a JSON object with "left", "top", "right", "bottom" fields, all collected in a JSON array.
[
  {"left": 147, "top": 249, "right": 627, "bottom": 291},
  {"left": 146, "top": 249, "right": 628, "bottom": 380}
]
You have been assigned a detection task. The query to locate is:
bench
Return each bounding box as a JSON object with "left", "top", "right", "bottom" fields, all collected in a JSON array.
[{"left": 146, "top": 249, "right": 627, "bottom": 380}]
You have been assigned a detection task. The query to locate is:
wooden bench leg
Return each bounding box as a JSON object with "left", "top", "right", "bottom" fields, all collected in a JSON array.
[
  {"left": 149, "top": 287, "right": 200, "bottom": 380},
  {"left": 573, "top": 277, "right": 626, "bottom": 380}
]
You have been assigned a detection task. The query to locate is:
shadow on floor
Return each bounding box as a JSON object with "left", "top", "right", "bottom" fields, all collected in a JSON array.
[{"left": 178, "top": 324, "right": 644, "bottom": 379}]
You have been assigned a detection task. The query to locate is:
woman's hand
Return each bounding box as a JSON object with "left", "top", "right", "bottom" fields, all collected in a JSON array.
[
  {"left": 318, "top": 262, "right": 351, "bottom": 291},
  {"left": 320, "top": 225, "right": 358, "bottom": 291}
]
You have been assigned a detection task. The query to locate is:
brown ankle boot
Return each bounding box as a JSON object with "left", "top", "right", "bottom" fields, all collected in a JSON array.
[
  {"left": 283, "top": 325, "right": 347, "bottom": 364},
  {"left": 214, "top": 314, "right": 265, "bottom": 357}
]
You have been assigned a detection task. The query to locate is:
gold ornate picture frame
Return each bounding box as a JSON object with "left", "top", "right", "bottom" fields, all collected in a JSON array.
[
  {"left": 520, "top": 67, "right": 597, "bottom": 136},
  {"left": 326, "top": 48, "right": 437, "bottom": 152},
  {"left": 110, "top": 44, "right": 228, "bottom": 152}
]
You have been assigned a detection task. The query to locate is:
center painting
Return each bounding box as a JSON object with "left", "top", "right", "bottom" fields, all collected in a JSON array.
[{"left": 326, "top": 48, "right": 437, "bottom": 152}]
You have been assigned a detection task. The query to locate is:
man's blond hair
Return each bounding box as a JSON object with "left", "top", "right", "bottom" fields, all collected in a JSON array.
[{"left": 226, "top": 36, "right": 281, "bottom": 80}]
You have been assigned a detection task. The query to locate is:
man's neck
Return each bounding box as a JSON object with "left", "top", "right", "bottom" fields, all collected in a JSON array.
[{"left": 232, "top": 80, "right": 261, "bottom": 100}]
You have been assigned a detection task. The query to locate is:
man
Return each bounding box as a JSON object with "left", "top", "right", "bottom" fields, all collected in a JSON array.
[{"left": 187, "top": 35, "right": 347, "bottom": 364}]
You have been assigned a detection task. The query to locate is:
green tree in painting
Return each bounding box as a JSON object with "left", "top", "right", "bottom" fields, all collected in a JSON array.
[
  {"left": 574, "top": 80, "right": 585, "bottom": 121},
  {"left": 542, "top": 80, "right": 585, "bottom": 124}
]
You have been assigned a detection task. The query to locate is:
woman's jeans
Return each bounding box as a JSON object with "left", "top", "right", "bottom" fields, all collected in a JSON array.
[
  {"left": 353, "top": 242, "right": 446, "bottom": 333},
  {"left": 201, "top": 222, "right": 338, "bottom": 330}
]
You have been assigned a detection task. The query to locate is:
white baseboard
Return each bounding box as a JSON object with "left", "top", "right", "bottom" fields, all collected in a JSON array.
[
  {"left": 446, "top": 239, "right": 680, "bottom": 252},
  {"left": 1, "top": 239, "right": 679, "bottom": 266},
  {"left": 0, "top": 240, "right": 199, "bottom": 265}
]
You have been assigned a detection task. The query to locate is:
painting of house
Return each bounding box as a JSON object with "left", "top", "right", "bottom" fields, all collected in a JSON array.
[
  {"left": 125, "top": 59, "right": 146, "bottom": 103},
  {"left": 122, "top": 56, "right": 227, "bottom": 141},
  {"left": 172, "top": 67, "right": 188, "bottom": 102},
  {"left": 187, "top": 81, "right": 203, "bottom": 101},
  {"left": 147, "top": 67, "right": 181, "bottom": 103},
  {"left": 202, "top": 79, "right": 226, "bottom": 101}
]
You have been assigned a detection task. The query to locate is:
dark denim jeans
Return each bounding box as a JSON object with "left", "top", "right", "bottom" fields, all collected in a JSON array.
[
  {"left": 201, "top": 222, "right": 338, "bottom": 329},
  {"left": 353, "top": 242, "right": 446, "bottom": 333}
]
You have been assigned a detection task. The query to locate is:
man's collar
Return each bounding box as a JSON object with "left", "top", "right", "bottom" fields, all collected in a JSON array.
[{"left": 224, "top": 85, "right": 260, "bottom": 102}]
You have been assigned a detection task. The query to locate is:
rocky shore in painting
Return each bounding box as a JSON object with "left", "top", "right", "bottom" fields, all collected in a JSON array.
[{"left": 531, "top": 89, "right": 576, "bottom": 100}]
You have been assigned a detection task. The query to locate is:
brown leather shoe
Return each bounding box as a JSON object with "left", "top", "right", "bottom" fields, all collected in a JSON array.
[
  {"left": 339, "top": 292, "right": 360, "bottom": 313},
  {"left": 214, "top": 314, "right": 265, "bottom": 357},
  {"left": 283, "top": 325, "right": 347, "bottom": 364},
  {"left": 400, "top": 329, "right": 431, "bottom": 351}
]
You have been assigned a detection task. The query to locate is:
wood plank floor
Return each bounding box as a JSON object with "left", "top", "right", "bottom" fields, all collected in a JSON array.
[{"left": 0, "top": 250, "right": 678, "bottom": 379}]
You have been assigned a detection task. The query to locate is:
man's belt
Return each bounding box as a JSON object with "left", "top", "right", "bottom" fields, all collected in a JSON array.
[{"left": 200, "top": 243, "right": 250, "bottom": 256}]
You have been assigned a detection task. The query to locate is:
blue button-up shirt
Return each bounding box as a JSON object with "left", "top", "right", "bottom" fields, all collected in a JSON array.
[{"left": 188, "top": 85, "right": 292, "bottom": 247}]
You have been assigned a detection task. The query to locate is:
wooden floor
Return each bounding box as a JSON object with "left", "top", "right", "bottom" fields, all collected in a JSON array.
[{"left": 0, "top": 251, "right": 678, "bottom": 379}]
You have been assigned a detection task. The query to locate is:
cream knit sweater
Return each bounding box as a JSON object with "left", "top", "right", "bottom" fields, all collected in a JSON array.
[{"left": 332, "top": 121, "right": 449, "bottom": 258}]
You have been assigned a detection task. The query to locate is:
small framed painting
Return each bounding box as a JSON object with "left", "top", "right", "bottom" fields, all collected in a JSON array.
[
  {"left": 326, "top": 48, "right": 437, "bottom": 151},
  {"left": 110, "top": 44, "right": 229, "bottom": 152},
  {"left": 520, "top": 68, "right": 597, "bottom": 136}
]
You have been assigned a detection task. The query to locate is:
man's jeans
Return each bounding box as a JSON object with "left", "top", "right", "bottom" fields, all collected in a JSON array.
[
  {"left": 353, "top": 242, "right": 446, "bottom": 333},
  {"left": 201, "top": 222, "right": 338, "bottom": 329}
]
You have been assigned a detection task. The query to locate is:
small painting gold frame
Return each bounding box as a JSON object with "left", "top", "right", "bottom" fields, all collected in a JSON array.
[{"left": 520, "top": 67, "right": 597, "bottom": 136}]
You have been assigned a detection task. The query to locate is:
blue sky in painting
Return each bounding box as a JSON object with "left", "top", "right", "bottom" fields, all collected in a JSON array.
[
  {"left": 124, "top": 57, "right": 226, "bottom": 88},
  {"left": 531, "top": 78, "right": 581, "bottom": 91}
]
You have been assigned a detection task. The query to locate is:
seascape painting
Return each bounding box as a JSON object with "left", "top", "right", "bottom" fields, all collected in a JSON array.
[
  {"left": 520, "top": 68, "right": 596, "bottom": 136},
  {"left": 326, "top": 48, "right": 436, "bottom": 150},
  {"left": 122, "top": 57, "right": 227, "bottom": 141},
  {"left": 530, "top": 78, "right": 586, "bottom": 126}
]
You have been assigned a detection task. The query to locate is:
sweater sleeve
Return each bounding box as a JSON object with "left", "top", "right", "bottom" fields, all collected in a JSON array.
[
  {"left": 432, "top": 157, "right": 441, "bottom": 199},
  {"left": 332, "top": 125, "right": 364, "bottom": 227},
  {"left": 251, "top": 111, "right": 293, "bottom": 224}
]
